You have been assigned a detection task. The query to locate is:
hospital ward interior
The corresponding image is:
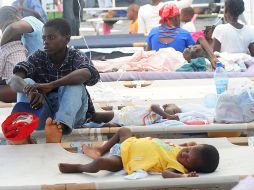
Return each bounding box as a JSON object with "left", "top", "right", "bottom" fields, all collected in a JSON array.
[{"left": 1, "top": 0, "right": 254, "bottom": 189}]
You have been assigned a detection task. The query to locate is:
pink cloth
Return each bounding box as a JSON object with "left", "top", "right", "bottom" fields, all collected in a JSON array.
[
  {"left": 93, "top": 48, "right": 186, "bottom": 72},
  {"left": 190, "top": 31, "right": 205, "bottom": 42}
]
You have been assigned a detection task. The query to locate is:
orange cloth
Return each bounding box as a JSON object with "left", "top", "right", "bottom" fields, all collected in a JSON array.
[{"left": 129, "top": 19, "right": 138, "bottom": 34}]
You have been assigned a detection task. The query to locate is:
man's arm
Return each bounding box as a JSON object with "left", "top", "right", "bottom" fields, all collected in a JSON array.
[
  {"left": 33, "top": 68, "right": 91, "bottom": 94},
  {"left": 1, "top": 20, "right": 34, "bottom": 46}
]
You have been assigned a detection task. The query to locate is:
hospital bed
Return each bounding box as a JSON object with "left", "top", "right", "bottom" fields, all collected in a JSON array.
[
  {"left": 0, "top": 137, "right": 253, "bottom": 190},
  {"left": 100, "top": 66, "right": 254, "bottom": 82}
]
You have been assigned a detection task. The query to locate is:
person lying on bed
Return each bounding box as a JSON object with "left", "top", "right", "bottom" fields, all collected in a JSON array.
[
  {"left": 59, "top": 127, "right": 220, "bottom": 178},
  {"left": 85, "top": 103, "right": 182, "bottom": 127}
]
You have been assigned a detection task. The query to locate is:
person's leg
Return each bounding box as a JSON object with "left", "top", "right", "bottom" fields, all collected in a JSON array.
[
  {"left": 91, "top": 111, "right": 114, "bottom": 123},
  {"left": 82, "top": 127, "right": 132, "bottom": 159},
  {"left": 59, "top": 155, "right": 122, "bottom": 173},
  {"left": 55, "top": 85, "right": 88, "bottom": 134},
  {"left": 63, "top": 0, "right": 76, "bottom": 36}
]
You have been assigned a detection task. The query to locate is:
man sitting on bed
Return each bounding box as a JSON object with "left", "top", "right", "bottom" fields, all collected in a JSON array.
[
  {"left": 85, "top": 103, "right": 182, "bottom": 127},
  {"left": 59, "top": 127, "right": 220, "bottom": 178}
]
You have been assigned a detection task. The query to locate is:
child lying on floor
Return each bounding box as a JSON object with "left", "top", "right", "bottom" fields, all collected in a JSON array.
[
  {"left": 86, "top": 104, "right": 182, "bottom": 127},
  {"left": 59, "top": 128, "right": 220, "bottom": 178}
]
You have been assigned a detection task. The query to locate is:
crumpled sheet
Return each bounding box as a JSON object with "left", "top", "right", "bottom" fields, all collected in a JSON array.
[
  {"left": 93, "top": 48, "right": 186, "bottom": 72},
  {"left": 217, "top": 52, "right": 254, "bottom": 72}
]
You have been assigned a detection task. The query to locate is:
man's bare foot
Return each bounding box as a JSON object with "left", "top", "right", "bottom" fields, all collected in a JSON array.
[
  {"left": 45, "top": 117, "right": 62, "bottom": 143},
  {"left": 82, "top": 144, "right": 101, "bottom": 159},
  {"left": 59, "top": 163, "right": 84, "bottom": 173}
]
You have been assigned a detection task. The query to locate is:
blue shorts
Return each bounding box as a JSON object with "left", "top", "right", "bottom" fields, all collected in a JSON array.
[{"left": 109, "top": 143, "right": 121, "bottom": 157}]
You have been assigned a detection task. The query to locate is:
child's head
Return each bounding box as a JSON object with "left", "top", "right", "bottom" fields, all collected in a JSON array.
[
  {"left": 180, "top": 7, "right": 194, "bottom": 23},
  {"left": 42, "top": 18, "right": 71, "bottom": 55},
  {"left": 224, "top": 0, "right": 244, "bottom": 22},
  {"left": 159, "top": 4, "right": 180, "bottom": 27},
  {"left": 127, "top": 4, "right": 139, "bottom": 21},
  {"left": 183, "top": 45, "right": 208, "bottom": 62},
  {"left": 204, "top": 25, "right": 215, "bottom": 41},
  {"left": 163, "top": 104, "right": 182, "bottom": 115},
  {"left": 0, "top": 6, "right": 21, "bottom": 31},
  {"left": 177, "top": 144, "right": 219, "bottom": 173}
]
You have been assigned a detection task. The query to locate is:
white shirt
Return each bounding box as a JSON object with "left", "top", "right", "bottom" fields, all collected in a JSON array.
[
  {"left": 212, "top": 23, "right": 254, "bottom": 54},
  {"left": 181, "top": 21, "right": 196, "bottom": 32},
  {"left": 138, "top": 0, "right": 193, "bottom": 34}
]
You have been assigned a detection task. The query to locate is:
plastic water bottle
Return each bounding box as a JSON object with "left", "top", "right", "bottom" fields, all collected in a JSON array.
[{"left": 214, "top": 62, "right": 228, "bottom": 95}]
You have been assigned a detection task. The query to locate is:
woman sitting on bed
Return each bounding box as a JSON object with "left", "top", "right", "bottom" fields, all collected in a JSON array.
[
  {"left": 146, "top": 4, "right": 195, "bottom": 53},
  {"left": 212, "top": 0, "right": 254, "bottom": 56}
]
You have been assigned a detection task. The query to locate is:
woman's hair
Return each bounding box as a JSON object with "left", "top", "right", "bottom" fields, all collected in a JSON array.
[
  {"left": 0, "top": 6, "right": 20, "bottom": 23},
  {"left": 225, "top": 0, "right": 245, "bottom": 18},
  {"left": 44, "top": 18, "right": 71, "bottom": 36}
]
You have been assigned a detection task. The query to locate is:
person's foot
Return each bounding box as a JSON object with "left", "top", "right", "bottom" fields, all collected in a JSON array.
[
  {"left": 45, "top": 117, "right": 62, "bottom": 143},
  {"left": 82, "top": 144, "right": 101, "bottom": 159},
  {"left": 59, "top": 163, "right": 84, "bottom": 173}
]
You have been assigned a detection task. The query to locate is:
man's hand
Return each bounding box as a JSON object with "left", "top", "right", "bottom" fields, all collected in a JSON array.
[
  {"left": 29, "top": 91, "right": 44, "bottom": 109},
  {"left": 24, "top": 82, "right": 55, "bottom": 95},
  {"left": 36, "top": 83, "right": 55, "bottom": 94}
]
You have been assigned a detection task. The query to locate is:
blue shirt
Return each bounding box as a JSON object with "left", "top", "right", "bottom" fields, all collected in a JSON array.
[
  {"left": 12, "top": 0, "right": 48, "bottom": 23},
  {"left": 21, "top": 16, "right": 44, "bottom": 56},
  {"left": 147, "top": 26, "right": 195, "bottom": 52}
]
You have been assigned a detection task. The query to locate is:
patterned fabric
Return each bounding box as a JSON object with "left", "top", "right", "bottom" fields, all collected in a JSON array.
[
  {"left": 0, "top": 41, "right": 27, "bottom": 80},
  {"left": 13, "top": 48, "right": 100, "bottom": 117},
  {"left": 110, "top": 143, "right": 121, "bottom": 157}
]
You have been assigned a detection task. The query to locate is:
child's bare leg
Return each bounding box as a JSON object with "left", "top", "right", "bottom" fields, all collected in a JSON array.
[
  {"left": 82, "top": 128, "right": 132, "bottom": 159},
  {"left": 45, "top": 117, "right": 63, "bottom": 143},
  {"left": 91, "top": 112, "right": 114, "bottom": 123},
  {"left": 59, "top": 156, "right": 122, "bottom": 173}
]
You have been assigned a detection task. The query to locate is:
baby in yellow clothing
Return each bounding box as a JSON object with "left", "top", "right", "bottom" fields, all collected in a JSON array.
[{"left": 59, "top": 128, "right": 219, "bottom": 178}]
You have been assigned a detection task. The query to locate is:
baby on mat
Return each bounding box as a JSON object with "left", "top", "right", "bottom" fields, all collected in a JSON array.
[
  {"left": 59, "top": 128, "right": 219, "bottom": 178},
  {"left": 86, "top": 103, "right": 182, "bottom": 127}
]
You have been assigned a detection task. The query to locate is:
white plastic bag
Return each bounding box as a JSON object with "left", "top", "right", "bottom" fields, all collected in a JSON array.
[{"left": 215, "top": 87, "right": 254, "bottom": 123}]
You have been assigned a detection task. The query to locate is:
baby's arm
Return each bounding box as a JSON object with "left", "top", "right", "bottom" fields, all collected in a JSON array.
[
  {"left": 150, "top": 104, "right": 179, "bottom": 120},
  {"left": 162, "top": 169, "right": 198, "bottom": 178}
]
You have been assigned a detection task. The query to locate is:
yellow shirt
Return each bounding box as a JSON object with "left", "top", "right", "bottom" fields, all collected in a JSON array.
[
  {"left": 129, "top": 19, "right": 138, "bottom": 34},
  {"left": 121, "top": 137, "right": 187, "bottom": 174}
]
